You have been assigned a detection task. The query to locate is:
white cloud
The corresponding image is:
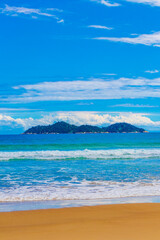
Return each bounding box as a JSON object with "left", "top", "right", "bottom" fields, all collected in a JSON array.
[
  {"left": 90, "top": 0, "right": 121, "bottom": 7},
  {"left": 5, "top": 77, "right": 160, "bottom": 103},
  {"left": 45, "top": 112, "right": 160, "bottom": 128},
  {"left": 0, "top": 5, "right": 64, "bottom": 23},
  {"left": 145, "top": 69, "right": 159, "bottom": 73},
  {"left": 57, "top": 19, "right": 64, "bottom": 23},
  {"left": 125, "top": 0, "right": 160, "bottom": 6},
  {"left": 0, "top": 112, "right": 159, "bottom": 131},
  {"left": 88, "top": 25, "right": 113, "bottom": 30},
  {"left": 77, "top": 102, "right": 94, "bottom": 105},
  {"left": 46, "top": 8, "right": 63, "bottom": 12},
  {"left": 0, "top": 114, "right": 26, "bottom": 128},
  {"left": 91, "top": 0, "right": 160, "bottom": 7},
  {"left": 102, "top": 73, "right": 117, "bottom": 76},
  {"left": 0, "top": 108, "right": 39, "bottom": 111},
  {"left": 94, "top": 31, "right": 160, "bottom": 47},
  {"left": 112, "top": 104, "right": 159, "bottom": 108}
]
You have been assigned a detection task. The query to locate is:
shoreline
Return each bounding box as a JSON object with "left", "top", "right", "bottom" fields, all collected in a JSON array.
[
  {"left": 1, "top": 195, "right": 160, "bottom": 212},
  {"left": 23, "top": 131, "right": 149, "bottom": 135},
  {"left": 1, "top": 203, "right": 160, "bottom": 240}
]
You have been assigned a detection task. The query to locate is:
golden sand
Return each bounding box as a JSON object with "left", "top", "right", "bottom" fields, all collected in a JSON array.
[{"left": 0, "top": 203, "right": 160, "bottom": 240}]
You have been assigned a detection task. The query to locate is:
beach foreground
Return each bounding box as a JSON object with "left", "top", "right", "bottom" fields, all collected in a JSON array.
[{"left": 0, "top": 203, "right": 160, "bottom": 240}]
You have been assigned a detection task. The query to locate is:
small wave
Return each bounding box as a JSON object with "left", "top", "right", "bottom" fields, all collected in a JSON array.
[
  {"left": 0, "top": 148, "right": 160, "bottom": 161},
  {"left": 1, "top": 180, "right": 160, "bottom": 202}
]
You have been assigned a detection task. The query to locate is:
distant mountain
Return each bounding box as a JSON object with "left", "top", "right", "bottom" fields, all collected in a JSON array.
[
  {"left": 24, "top": 121, "right": 146, "bottom": 134},
  {"left": 102, "top": 122, "right": 145, "bottom": 133}
]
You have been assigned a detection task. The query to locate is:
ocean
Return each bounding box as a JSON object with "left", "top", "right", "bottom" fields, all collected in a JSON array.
[{"left": 0, "top": 133, "right": 160, "bottom": 211}]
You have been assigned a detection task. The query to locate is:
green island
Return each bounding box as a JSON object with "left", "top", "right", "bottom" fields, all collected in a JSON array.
[{"left": 24, "top": 122, "right": 146, "bottom": 134}]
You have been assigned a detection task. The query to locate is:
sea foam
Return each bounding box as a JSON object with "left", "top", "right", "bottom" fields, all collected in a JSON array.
[
  {"left": 1, "top": 179, "right": 160, "bottom": 202},
  {"left": 0, "top": 148, "right": 160, "bottom": 161}
]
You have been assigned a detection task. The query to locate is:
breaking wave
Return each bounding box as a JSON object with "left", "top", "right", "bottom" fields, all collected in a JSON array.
[
  {"left": 1, "top": 179, "right": 160, "bottom": 202},
  {"left": 0, "top": 148, "right": 160, "bottom": 161}
]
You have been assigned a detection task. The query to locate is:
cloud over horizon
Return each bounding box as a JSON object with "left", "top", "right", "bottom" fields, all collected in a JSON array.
[{"left": 0, "top": 112, "right": 159, "bottom": 131}]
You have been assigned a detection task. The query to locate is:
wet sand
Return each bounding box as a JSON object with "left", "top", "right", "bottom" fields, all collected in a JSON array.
[{"left": 0, "top": 203, "right": 160, "bottom": 240}]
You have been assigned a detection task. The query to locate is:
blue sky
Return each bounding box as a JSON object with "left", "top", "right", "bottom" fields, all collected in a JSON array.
[{"left": 0, "top": 0, "right": 160, "bottom": 133}]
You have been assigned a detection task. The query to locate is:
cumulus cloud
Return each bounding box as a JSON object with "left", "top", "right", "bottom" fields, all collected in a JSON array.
[
  {"left": 0, "top": 114, "right": 26, "bottom": 128},
  {"left": 88, "top": 25, "right": 113, "bottom": 30},
  {"left": 145, "top": 69, "right": 159, "bottom": 73},
  {"left": 0, "top": 112, "right": 159, "bottom": 131},
  {"left": 125, "top": 0, "right": 160, "bottom": 6},
  {"left": 0, "top": 4, "right": 64, "bottom": 22},
  {"left": 48, "top": 112, "right": 160, "bottom": 128},
  {"left": 90, "top": 0, "right": 121, "bottom": 7},
  {"left": 4, "top": 77, "right": 160, "bottom": 103},
  {"left": 94, "top": 31, "right": 160, "bottom": 47}
]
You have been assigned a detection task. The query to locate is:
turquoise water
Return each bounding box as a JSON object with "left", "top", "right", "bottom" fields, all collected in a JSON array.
[{"left": 0, "top": 133, "right": 160, "bottom": 210}]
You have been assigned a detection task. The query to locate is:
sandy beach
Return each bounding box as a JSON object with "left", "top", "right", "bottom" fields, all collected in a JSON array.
[{"left": 0, "top": 203, "right": 160, "bottom": 240}]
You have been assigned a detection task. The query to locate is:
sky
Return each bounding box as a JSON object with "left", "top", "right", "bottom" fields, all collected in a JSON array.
[{"left": 0, "top": 0, "right": 160, "bottom": 133}]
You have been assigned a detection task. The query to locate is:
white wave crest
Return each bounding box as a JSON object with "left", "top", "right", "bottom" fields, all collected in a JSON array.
[
  {"left": 0, "top": 148, "right": 160, "bottom": 161},
  {"left": 1, "top": 180, "right": 160, "bottom": 202}
]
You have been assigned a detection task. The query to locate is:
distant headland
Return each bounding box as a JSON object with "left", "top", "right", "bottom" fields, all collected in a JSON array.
[{"left": 23, "top": 122, "right": 147, "bottom": 134}]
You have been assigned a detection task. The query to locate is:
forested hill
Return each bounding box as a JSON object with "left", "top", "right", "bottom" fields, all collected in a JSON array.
[{"left": 24, "top": 122, "right": 146, "bottom": 134}]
